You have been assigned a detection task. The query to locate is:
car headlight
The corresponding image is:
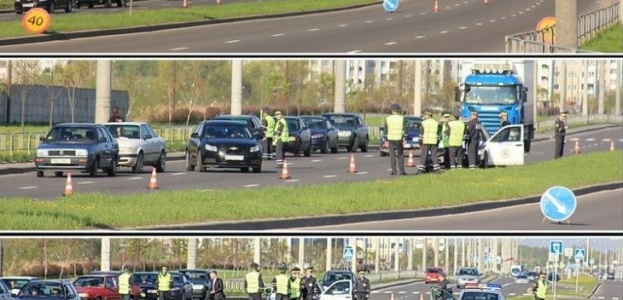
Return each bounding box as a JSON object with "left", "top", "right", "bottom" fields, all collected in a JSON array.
[
  {"left": 171, "top": 288, "right": 181, "bottom": 292},
  {"left": 75, "top": 149, "right": 88, "bottom": 157},
  {"left": 412, "top": 137, "right": 419, "bottom": 142},
  {"left": 338, "top": 131, "right": 352, "bottom": 137},
  {"left": 205, "top": 144, "right": 217, "bottom": 152},
  {"left": 289, "top": 137, "right": 297, "bottom": 142},
  {"left": 120, "top": 147, "right": 134, "bottom": 154},
  {"left": 250, "top": 145, "right": 261, "bottom": 152},
  {"left": 312, "top": 134, "right": 324, "bottom": 139},
  {"left": 36, "top": 149, "right": 48, "bottom": 157},
  {"left": 78, "top": 293, "right": 89, "bottom": 298}
]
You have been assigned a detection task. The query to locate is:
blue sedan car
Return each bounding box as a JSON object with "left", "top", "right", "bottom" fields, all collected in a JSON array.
[
  {"left": 299, "top": 115, "right": 338, "bottom": 154},
  {"left": 34, "top": 123, "right": 119, "bottom": 177},
  {"left": 283, "top": 116, "right": 312, "bottom": 157}
]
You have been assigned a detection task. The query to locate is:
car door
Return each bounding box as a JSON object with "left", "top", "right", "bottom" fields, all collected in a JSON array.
[
  {"left": 320, "top": 280, "right": 352, "bottom": 300},
  {"left": 299, "top": 119, "right": 311, "bottom": 149},
  {"left": 188, "top": 124, "right": 204, "bottom": 160},
  {"left": 326, "top": 120, "right": 338, "bottom": 147},
  {"left": 97, "top": 127, "right": 114, "bottom": 167},
  {"left": 146, "top": 125, "right": 165, "bottom": 162},
  {"left": 0, "top": 281, "right": 10, "bottom": 300},
  {"left": 484, "top": 124, "right": 524, "bottom": 166},
  {"left": 139, "top": 125, "right": 156, "bottom": 163},
  {"left": 104, "top": 276, "right": 121, "bottom": 300}
]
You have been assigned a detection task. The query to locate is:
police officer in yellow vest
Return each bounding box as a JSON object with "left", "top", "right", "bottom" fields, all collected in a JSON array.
[
  {"left": 288, "top": 268, "right": 301, "bottom": 300},
  {"left": 261, "top": 106, "right": 276, "bottom": 160},
  {"left": 156, "top": 267, "right": 173, "bottom": 300},
  {"left": 447, "top": 113, "right": 466, "bottom": 169},
  {"left": 417, "top": 111, "right": 441, "bottom": 174},
  {"left": 118, "top": 267, "right": 132, "bottom": 300},
  {"left": 384, "top": 103, "right": 408, "bottom": 176},
  {"left": 244, "top": 263, "right": 265, "bottom": 300},
  {"left": 271, "top": 264, "right": 291, "bottom": 300},
  {"left": 272, "top": 111, "right": 289, "bottom": 169},
  {"left": 531, "top": 273, "right": 547, "bottom": 300}
]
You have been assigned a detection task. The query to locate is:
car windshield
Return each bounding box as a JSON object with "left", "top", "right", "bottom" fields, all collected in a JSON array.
[
  {"left": 182, "top": 272, "right": 208, "bottom": 284},
  {"left": 172, "top": 275, "right": 183, "bottom": 284},
  {"left": 105, "top": 125, "right": 141, "bottom": 139},
  {"left": 73, "top": 277, "right": 104, "bottom": 288},
  {"left": 405, "top": 118, "right": 422, "bottom": 129},
  {"left": 302, "top": 118, "right": 327, "bottom": 130},
  {"left": 464, "top": 85, "right": 518, "bottom": 105},
  {"left": 427, "top": 268, "right": 442, "bottom": 273},
  {"left": 133, "top": 274, "right": 158, "bottom": 284},
  {"left": 461, "top": 291, "right": 500, "bottom": 300},
  {"left": 285, "top": 119, "right": 300, "bottom": 131},
  {"left": 459, "top": 269, "right": 478, "bottom": 276},
  {"left": 2, "top": 279, "right": 33, "bottom": 290},
  {"left": 44, "top": 127, "right": 97, "bottom": 143},
  {"left": 323, "top": 273, "right": 351, "bottom": 284},
  {"left": 325, "top": 115, "right": 357, "bottom": 128},
  {"left": 22, "top": 282, "right": 65, "bottom": 297},
  {"left": 203, "top": 124, "right": 251, "bottom": 139}
]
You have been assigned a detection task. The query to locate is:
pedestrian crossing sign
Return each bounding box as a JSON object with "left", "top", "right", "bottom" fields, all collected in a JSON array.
[
  {"left": 343, "top": 247, "right": 354, "bottom": 260},
  {"left": 574, "top": 248, "right": 585, "bottom": 260}
]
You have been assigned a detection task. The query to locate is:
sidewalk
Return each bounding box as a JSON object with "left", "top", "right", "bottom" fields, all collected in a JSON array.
[{"left": 0, "top": 124, "right": 617, "bottom": 176}]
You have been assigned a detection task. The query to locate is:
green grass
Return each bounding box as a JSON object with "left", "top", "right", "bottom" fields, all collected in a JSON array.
[
  {"left": 581, "top": 23, "right": 623, "bottom": 52},
  {"left": 0, "top": 151, "right": 620, "bottom": 230},
  {"left": 0, "top": 0, "right": 378, "bottom": 38},
  {"left": 509, "top": 276, "right": 599, "bottom": 299},
  {"left": 0, "top": 0, "right": 11, "bottom": 9}
]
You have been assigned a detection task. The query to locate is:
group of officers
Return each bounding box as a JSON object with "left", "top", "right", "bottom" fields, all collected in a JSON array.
[
  {"left": 244, "top": 263, "right": 371, "bottom": 300},
  {"left": 259, "top": 107, "right": 291, "bottom": 169}
]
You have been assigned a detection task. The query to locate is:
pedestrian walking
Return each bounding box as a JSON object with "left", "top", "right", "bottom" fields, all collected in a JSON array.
[
  {"left": 272, "top": 111, "right": 289, "bottom": 168},
  {"left": 245, "top": 263, "right": 265, "bottom": 300},
  {"left": 353, "top": 270, "right": 370, "bottom": 300},
  {"left": 554, "top": 111, "right": 568, "bottom": 159},
  {"left": 447, "top": 113, "right": 466, "bottom": 169},
  {"left": 417, "top": 111, "right": 441, "bottom": 174},
  {"left": 466, "top": 111, "right": 482, "bottom": 169},
  {"left": 261, "top": 106, "right": 276, "bottom": 160},
  {"left": 384, "top": 103, "right": 407, "bottom": 176},
  {"left": 157, "top": 267, "right": 173, "bottom": 300},
  {"left": 208, "top": 271, "right": 225, "bottom": 300}
]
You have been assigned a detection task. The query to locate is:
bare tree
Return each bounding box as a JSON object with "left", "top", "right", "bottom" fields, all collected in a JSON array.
[
  {"left": 12, "top": 60, "right": 40, "bottom": 130},
  {"left": 38, "top": 66, "right": 64, "bottom": 127},
  {"left": 59, "top": 61, "right": 92, "bottom": 123}
]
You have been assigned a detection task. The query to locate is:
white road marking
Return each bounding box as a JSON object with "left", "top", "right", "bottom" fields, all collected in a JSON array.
[
  {"left": 244, "top": 184, "right": 260, "bottom": 188},
  {"left": 532, "top": 5, "right": 536, "bottom": 7},
  {"left": 356, "top": 171, "right": 369, "bottom": 175},
  {"left": 170, "top": 172, "right": 185, "bottom": 176},
  {"left": 405, "top": 14, "right": 412, "bottom": 17},
  {"left": 337, "top": 157, "right": 348, "bottom": 160},
  {"left": 464, "top": 0, "right": 468, "bottom": 3},
  {"left": 365, "top": 154, "right": 373, "bottom": 157},
  {"left": 128, "top": 177, "right": 142, "bottom": 180},
  {"left": 445, "top": 6, "right": 451, "bottom": 9},
  {"left": 598, "top": 297, "right": 605, "bottom": 300},
  {"left": 365, "top": 20, "right": 374, "bottom": 23},
  {"left": 19, "top": 186, "right": 38, "bottom": 190},
  {"left": 386, "top": 17, "right": 394, "bottom": 20},
  {"left": 455, "top": 3, "right": 460, "bottom": 6},
  {"left": 385, "top": 42, "right": 397, "bottom": 45},
  {"left": 200, "top": 189, "right": 213, "bottom": 192},
  {"left": 612, "top": 297, "right": 619, "bottom": 300},
  {"left": 512, "top": 14, "right": 517, "bottom": 17},
  {"left": 398, "top": 291, "right": 406, "bottom": 294},
  {"left": 308, "top": 28, "right": 320, "bottom": 31},
  {"left": 569, "top": 138, "right": 579, "bottom": 141},
  {"left": 285, "top": 179, "right": 299, "bottom": 183},
  {"left": 225, "top": 40, "right": 240, "bottom": 43},
  {"left": 387, "top": 168, "right": 393, "bottom": 171},
  {"left": 271, "top": 33, "right": 284, "bottom": 37},
  {"left": 459, "top": 26, "right": 468, "bottom": 29},
  {"left": 603, "top": 138, "right": 611, "bottom": 142},
  {"left": 78, "top": 181, "right": 94, "bottom": 185},
  {"left": 586, "top": 138, "right": 595, "bottom": 141},
  {"left": 323, "top": 175, "right": 337, "bottom": 178},
  {"left": 311, "top": 159, "right": 322, "bottom": 162},
  {"left": 371, "top": 291, "right": 379, "bottom": 294},
  {"left": 170, "top": 47, "right": 187, "bottom": 51},
  {"left": 502, "top": 283, "right": 512, "bottom": 287},
  {"left": 420, "top": 12, "right": 426, "bottom": 15},
  {"left": 526, "top": 8, "right": 531, "bottom": 11},
  {"left": 439, "top": 30, "right": 449, "bottom": 34},
  {"left": 508, "top": 293, "right": 516, "bottom": 296},
  {"left": 348, "top": 50, "right": 362, "bottom": 53},
  {"left": 476, "top": 22, "right": 483, "bottom": 26},
  {"left": 338, "top": 24, "right": 347, "bottom": 27},
  {"left": 415, "top": 35, "right": 426, "bottom": 39},
  {"left": 620, "top": 138, "right": 623, "bottom": 142},
  {"left": 490, "top": 19, "right": 496, "bottom": 23},
  {"left": 519, "top": 11, "right": 524, "bottom": 14},
  {"left": 383, "top": 291, "right": 392, "bottom": 294},
  {"left": 412, "top": 292, "right": 420, "bottom": 294},
  {"left": 501, "top": 16, "right": 507, "bottom": 19}
]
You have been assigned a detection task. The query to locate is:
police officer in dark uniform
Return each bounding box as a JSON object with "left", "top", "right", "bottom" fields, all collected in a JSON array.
[
  {"left": 300, "top": 267, "right": 318, "bottom": 300},
  {"left": 466, "top": 111, "right": 482, "bottom": 169},
  {"left": 500, "top": 112, "right": 510, "bottom": 127},
  {"left": 554, "top": 111, "right": 568, "bottom": 159},
  {"left": 436, "top": 272, "right": 452, "bottom": 300},
  {"left": 353, "top": 270, "right": 370, "bottom": 300}
]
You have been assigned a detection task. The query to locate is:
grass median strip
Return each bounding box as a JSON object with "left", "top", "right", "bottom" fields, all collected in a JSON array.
[
  {"left": 0, "top": 151, "right": 620, "bottom": 230},
  {"left": 0, "top": 0, "right": 378, "bottom": 39}
]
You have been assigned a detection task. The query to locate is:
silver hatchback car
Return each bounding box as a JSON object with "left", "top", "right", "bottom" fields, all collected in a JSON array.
[{"left": 104, "top": 122, "right": 167, "bottom": 173}]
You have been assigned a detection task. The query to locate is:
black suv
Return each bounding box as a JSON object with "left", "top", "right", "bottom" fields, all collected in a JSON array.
[{"left": 15, "top": 0, "right": 73, "bottom": 14}]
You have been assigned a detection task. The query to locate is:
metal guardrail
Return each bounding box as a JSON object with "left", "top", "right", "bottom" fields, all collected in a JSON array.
[
  {"left": 1, "top": 115, "right": 622, "bottom": 154},
  {"left": 504, "top": 2, "right": 620, "bottom": 53}
]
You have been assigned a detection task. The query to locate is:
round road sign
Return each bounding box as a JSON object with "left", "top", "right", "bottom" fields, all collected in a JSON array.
[{"left": 22, "top": 8, "right": 51, "bottom": 34}]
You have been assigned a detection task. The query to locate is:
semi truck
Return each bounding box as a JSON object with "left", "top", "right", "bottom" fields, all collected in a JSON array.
[{"left": 454, "top": 60, "right": 535, "bottom": 152}]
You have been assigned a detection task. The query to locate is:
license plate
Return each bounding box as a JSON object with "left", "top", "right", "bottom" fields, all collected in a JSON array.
[
  {"left": 141, "top": 293, "right": 146, "bottom": 298},
  {"left": 22, "top": 3, "right": 34, "bottom": 7},
  {"left": 225, "top": 155, "right": 244, "bottom": 161},
  {"left": 50, "top": 158, "right": 71, "bottom": 164},
  {"left": 193, "top": 285, "right": 203, "bottom": 290}
]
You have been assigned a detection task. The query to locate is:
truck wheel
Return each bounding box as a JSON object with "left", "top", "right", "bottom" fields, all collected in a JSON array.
[{"left": 524, "top": 139, "right": 531, "bottom": 153}]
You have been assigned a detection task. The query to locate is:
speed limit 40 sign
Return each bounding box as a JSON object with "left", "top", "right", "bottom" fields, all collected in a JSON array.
[{"left": 21, "top": 8, "right": 51, "bottom": 34}]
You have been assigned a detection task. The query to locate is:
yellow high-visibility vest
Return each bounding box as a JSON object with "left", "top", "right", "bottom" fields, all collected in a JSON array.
[
  {"left": 246, "top": 271, "right": 260, "bottom": 293},
  {"left": 385, "top": 115, "right": 405, "bottom": 141},
  {"left": 422, "top": 118, "right": 439, "bottom": 145},
  {"left": 158, "top": 273, "right": 171, "bottom": 292},
  {"left": 448, "top": 120, "right": 465, "bottom": 147},
  {"left": 275, "top": 274, "right": 289, "bottom": 295},
  {"left": 118, "top": 273, "right": 131, "bottom": 294}
]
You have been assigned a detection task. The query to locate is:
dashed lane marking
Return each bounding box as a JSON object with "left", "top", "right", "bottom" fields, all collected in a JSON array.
[
  {"left": 398, "top": 292, "right": 406, "bottom": 294},
  {"left": 18, "top": 186, "right": 38, "bottom": 190},
  {"left": 244, "top": 184, "right": 260, "bottom": 188},
  {"left": 476, "top": 22, "right": 483, "bottom": 26},
  {"left": 339, "top": 24, "right": 347, "bottom": 27},
  {"left": 170, "top": 47, "right": 187, "bottom": 51},
  {"left": 271, "top": 33, "right": 284, "bottom": 37},
  {"left": 308, "top": 28, "right": 320, "bottom": 31},
  {"left": 603, "top": 139, "right": 611, "bottom": 142},
  {"left": 171, "top": 172, "right": 185, "bottom": 176},
  {"left": 405, "top": 14, "right": 412, "bottom": 17},
  {"left": 459, "top": 26, "right": 468, "bottom": 29},
  {"left": 439, "top": 30, "right": 449, "bottom": 34},
  {"left": 311, "top": 159, "right": 322, "bottom": 162},
  {"left": 386, "top": 17, "right": 394, "bottom": 20},
  {"left": 586, "top": 138, "right": 596, "bottom": 141},
  {"left": 225, "top": 40, "right": 240, "bottom": 43},
  {"left": 490, "top": 19, "right": 496, "bottom": 23},
  {"left": 365, "top": 154, "right": 374, "bottom": 157},
  {"left": 337, "top": 157, "right": 348, "bottom": 160},
  {"left": 420, "top": 12, "right": 426, "bottom": 15},
  {"left": 415, "top": 35, "right": 426, "bottom": 39},
  {"left": 385, "top": 42, "right": 397, "bottom": 45},
  {"left": 356, "top": 171, "right": 369, "bottom": 175},
  {"left": 323, "top": 175, "right": 337, "bottom": 178},
  {"left": 285, "top": 179, "right": 299, "bottom": 183},
  {"left": 365, "top": 20, "right": 374, "bottom": 23},
  {"left": 78, "top": 181, "right": 94, "bottom": 185},
  {"left": 383, "top": 291, "right": 392, "bottom": 294},
  {"left": 348, "top": 50, "right": 362, "bottom": 53},
  {"left": 508, "top": 293, "right": 516, "bottom": 296},
  {"left": 128, "top": 177, "right": 142, "bottom": 180}
]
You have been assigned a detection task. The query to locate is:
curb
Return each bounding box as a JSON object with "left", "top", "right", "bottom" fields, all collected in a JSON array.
[
  {"left": 588, "top": 282, "right": 601, "bottom": 298},
  {"left": 135, "top": 181, "right": 623, "bottom": 230},
  {"left": 0, "top": 1, "right": 382, "bottom": 46}
]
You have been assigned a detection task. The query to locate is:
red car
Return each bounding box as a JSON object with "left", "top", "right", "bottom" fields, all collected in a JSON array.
[
  {"left": 424, "top": 267, "right": 444, "bottom": 284},
  {"left": 73, "top": 274, "right": 141, "bottom": 300}
]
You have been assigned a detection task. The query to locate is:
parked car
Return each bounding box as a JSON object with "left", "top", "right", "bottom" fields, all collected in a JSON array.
[
  {"left": 455, "top": 267, "right": 481, "bottom": 289},
  {"left": 89, "top": 271, "right": 122, "bottom": 276},
  {"left": 424, "top": 267, "right": 444, "bottom": 284},
  {"left": 104, "top": 122, "right": 167, "bottom": 173},
  {"left": 132, "top": 272, "right": 159, "bottom": 300},
  {"left": 0, "top": 276, "right": 38, "bottom": 296},
  {"left": 319, "top": 270, "right": 355, "bottom": 290},
  {"left": 282, "top": 116, "right": 312, "bottom": 157},
  {"left": 185, "top": 120, "right": 263, "bottom": 173},
  {"left": 14, "top": 0, "right": 73, "bottom": 14},
  {"left": 322, "top": 113, "right": 368, "bottom": 152},
  {"left": 15, "top": 280, "right": 80, "bottom": 300},
  {"left": 177, "top": 270, "right": 211, "bottom": 300},
  {"left": 167, "top": 272, "right": 193, "bottom": 300},
  {"left": 75, "top": 0, "right": 125, "bottom": 9},
  {"left": 213, "top": 114, "right": 263, "bottom": 140},
  {"left": 35, "top": 123, "right": 119, "bottom": 177},
  {"left": 73, "top": 274, "right": 139, "bottom": 300},
  {"left": 299, "top": 115, "right": 338, "bottom": 154},
  {"left": 0, "top": 280, "right": 10, "bottom": 300},
  {"left": 379, "top": 115, "right": 422, "bottom": 157}
]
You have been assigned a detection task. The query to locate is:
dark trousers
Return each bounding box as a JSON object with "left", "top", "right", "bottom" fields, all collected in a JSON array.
[
  {"left": 248, "top": 293, "right": 262, "bottom": 300},
  {"left": 355, "top": 293, "right": 368, "bottom": 300},
  {"left": 418, "top": 143, "right": 439, "bottom": 171},
  {"left": 159, "top": 291, "right": 170, "bottom": 300},
  {"left": 534, "top": 296, "right": 545, "bottom": 300},
  {"left": 275, "top": 139, "right": 285, "bottom": 165},
  {"left": 448, "top": 146, "right": 460, "bottom": 168},
  {"left": 262, "top": 138, "right": 273, "bottom": 159},
  {"left": 467, "top": 139, "right": 479, "bottom": 168},
  {"left": 443, "top": 147, "right": 451, "bottom": 169},
  {"left": 554, "top": 136, "right": 565, "bottom": 159},
  {"left": 388, "top": 140, "right": 405, "bottom": 174},
  {"left": 121, "top": 294, "right": 130, "bottom": 300},
  {"left": 276, "top": 294, "right": 289, "bottom": 300}
]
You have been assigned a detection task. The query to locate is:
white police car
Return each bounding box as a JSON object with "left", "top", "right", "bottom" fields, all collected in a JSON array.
[
  {"left": 267, "top": 280, "right": 352, "bottom": 300},
  {"left": 457, "top": 283, "right": 505, "bottom": 300}
]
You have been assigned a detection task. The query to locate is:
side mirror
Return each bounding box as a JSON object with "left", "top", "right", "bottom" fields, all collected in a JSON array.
[
  {"left": 191, "top": 133, "right": 198, "bottom": 138},
  {"left": 454, "top": 87, "right": 461, "bottom": 102}
]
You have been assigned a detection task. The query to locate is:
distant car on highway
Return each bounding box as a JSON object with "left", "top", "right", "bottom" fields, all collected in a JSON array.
[
  {"left": 104, "top": 122, "right": 167, "bottom": 173},
  {"left": 132, "top": 272, "right": 159, "bottom": 300},
  {"left": 167, "top": 272, "right": 193, "bottom": 300},
  {"left": 185, "top": 120, "right": 263, "bottom": 173},
  {"left": 35, "top": 123, "right": 119, "bottom": 178},
  {"left": 213, "top": 114, "right": 264, "bottom": 140},
  {"left": 14, "top": 0, "right": 74, "bottom": 15},
  {"left": 283, "top": 116, "right": 312, "bottom": 157},
  {"left": 424, "top": 267, "right": 444, "bottom": 284},
  {"left": 526, "top": 272, "right": 537, "bottom": 283},
  {"left": 322, "top": 113, "right": 369, "bottom": 152},
  {"left": 177, "top": 269, "right": 212, "bottom": 300},
  {"left": 15, "top": 280, "right": 80, "bottom": 300},
  {"left": 455, "top": 267, "right": 481, "bottom": 289},
  {"left": 0, "top": 276, "right": 38, "bottom": 297},
  {"left": 380, "top": 115, "right": 422, "bottom": 157},
  {"left": 319, "top": 270, "right": 355, "bottom": 290},
  {"left": 514, "top": 274, "right": 529, "bottom": 284},
  {"left": 299, "top": 115, "right": 339, "bottom": 154}
]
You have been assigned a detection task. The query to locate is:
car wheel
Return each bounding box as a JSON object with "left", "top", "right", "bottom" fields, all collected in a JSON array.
[
  {"left": 106, "top": 157, "right": 117, "bottom": 177},
  {"left": 155, "top": 151, "right": 166, "bottom": 173},
  {"left": 348, "top": 136, "right": 358, "bottom": 152},
  {"left": 240, "top": 167, "right": 249, "bottom": 173},
  {"left": 196, "top": 151, "right": 205, "bottom": 172},
  {"left": 320, "top": 140, "right": 329, "bottom": 154},
  {"left": 252, "top": 166, "right": 261, "bottom": 173},
  {"left": 330, "top": 141, "right": 338, "bottom": 154},
  {"left": 89, "top": 157, "right": 99, "bottom": 177},
  {"left": 87, "top": 3, "right": 94, "bottom": 8},
  {"left": 185, "top": 150, "right": 195, "bottom": 171},
  {"left": 133, "top": 152, "right": 144, "bottom": 173},
  {"left": 360, "top": 136, "right": 369, "bottom": 152},
  {"left": 304, "top": 143, "right": 311, "bottom": 157},
  {"left": 55, "top": 171, "right": 64, "bottom": 177},
  {"left": 64, "top": 0, "right": 72, "bottom": 12},
  {"left": 104, "top": 0, "right": 111, "bottom": 7},
  {"left": 480, "top": 151, "right": 488, "bottom": 168},
  {"left": 380, "top": 151, "right": 388, "bottom": 157},
  {"left": 36, "top": 171, "right": 44, "bottom": 177},
  {"left": 47, "top": 0, "right": 55, "bottom": 12}
]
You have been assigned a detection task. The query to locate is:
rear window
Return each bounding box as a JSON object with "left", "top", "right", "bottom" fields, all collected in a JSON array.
[
  {"left": 74, "top": 277, "right": 104, "bottom": 287},
  {"left": 460, "top": 291, "right": 500, "bottom": 300},
  {"left": 458, "top": 269, "right": 478, "bottom": 276},
  {"left": 132, "top": 274, "right": 158, "bottom": 284},
  {"left": 427, "top": 268, "right": 442, "bottom": 273}
]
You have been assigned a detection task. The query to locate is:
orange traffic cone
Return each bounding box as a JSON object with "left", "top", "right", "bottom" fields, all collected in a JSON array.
[
  {"left": 216, "top": 0, "right": 220, "bottom": 4},
  {"left": 348, "top": 154, "right": 358, "bottom": 174},
  {"left": 573, "top": 140, "right": 581, "bottom": 154},
  {"left": 62, "top": 172, "right": 73, "bottom": 197},
  {"left": 483, "top": 0, "right": 489, "bottom": 4},
  {"left": 433, "top": 0, "right": 440, "bottom": 12},
  {"left": 407, "top": 149, "right": 416, "bottom": 167},
  {"left": 610, "top": 140, "right": 615, "bottom": 151},
  {"left": 279, "top": 160, "right": 291, "bottom": 179},
  {"left": 182, "top": 0, "right": 188, "bottom": 8},
  {"left": 147, "top": 167, "right": 160, "bottom": 189}
]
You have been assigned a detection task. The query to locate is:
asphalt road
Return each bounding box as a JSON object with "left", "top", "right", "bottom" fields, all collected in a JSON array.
[
  {"left": 590, "top": 280, "right": 623, "bottom": 300},
  {"left": 0, "top": 0, "right": 604, "bottom": 52},
  {"left": 0, "top": 127, "right": 621, "bottom": 202}
]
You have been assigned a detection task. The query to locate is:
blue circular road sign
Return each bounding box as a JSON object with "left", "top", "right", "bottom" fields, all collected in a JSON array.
[
  {"left": 540, "top": 186, "right": 577, "bottom": 222},
  {"left": 383, "top": 0, "right": 399, "bottom": 12}
]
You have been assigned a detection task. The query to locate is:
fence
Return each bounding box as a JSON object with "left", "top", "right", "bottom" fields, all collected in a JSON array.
[
  {"left": 504, "top": 2, "right": 620, "bottom": 52},
  {"left": 2, "top": 116, "right": 621, "bottom": 155}
]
